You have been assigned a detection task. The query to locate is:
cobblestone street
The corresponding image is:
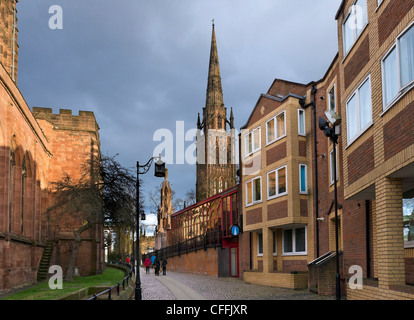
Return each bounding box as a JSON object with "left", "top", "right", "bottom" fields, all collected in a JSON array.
[{"left": 133, "top": 268, "right": 332, "bottom": 300}]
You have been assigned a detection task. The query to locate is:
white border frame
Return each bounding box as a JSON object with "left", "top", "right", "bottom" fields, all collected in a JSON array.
[
  {"left": 298, "top": 109, "right": 306, "bottom": 136},
  {"left": 282, "top": 226, "right": 307, "bottom": 256},
  {"left": 245, "top": 176, "right": 262, "bottom": 207},
  {"left": 266, "top": 110, "right": 286, "bottom": 146},
  {"left": 267, "top": 165, "right": 288, "bottom": 200},
  {"left": 299, "top": 164, "right": 308, "bottom": 194}
]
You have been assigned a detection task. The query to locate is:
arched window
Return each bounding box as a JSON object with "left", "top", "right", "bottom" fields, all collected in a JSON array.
[
  {"left": 9, "top": 145, "right": 15, "bottom": 233},
  {"left": 21, "top": 154, "right": 27, "bottom": 235}
]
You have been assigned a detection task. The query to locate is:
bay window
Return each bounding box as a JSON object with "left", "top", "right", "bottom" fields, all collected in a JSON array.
[
  {"left": 283, "top": 226, "right": 307, "bottom": 255},
  {"left": 266, "top": 111, "right": 286, "bottom": 145},
  {"left": 267, "top": 166, "right": 287, "bottom": 199},
  {"left": 343, "top": 0, "right": 368, "bottom": 55},
  {"left": 245, "top": 127, "right": 261, "bottom": 156}
]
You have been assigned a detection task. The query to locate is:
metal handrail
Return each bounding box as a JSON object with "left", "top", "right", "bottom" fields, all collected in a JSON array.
[{"left": 87, "top": 263, "right": 133, "bottom": 300}]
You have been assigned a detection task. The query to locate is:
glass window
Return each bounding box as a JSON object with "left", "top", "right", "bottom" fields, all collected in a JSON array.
[
  {"left": 382, "top": 24, "right": 414, "bottom": 109},
  {"left": 330, "top": 147, "right": 339, "bottom": 184},
  {"left": 343, "top": 0, "right": 368, "bottom": 55},
  {"left": 329, "top": 85, "right": 336, "bottom": 112},
  {"left": 267, "top": 166, "right": 287, "bottom": 199},
  {"left": 383, "top": 47, "right": 399, "bottom": 106},
  {"left": 266, "top": 111, "right": 286, "bottom": 144},
  {"left": 300, "top": 164, "right": 307, "bottom": 194},
  {"left": 257, "top": 232, "right": 263, "bottom": 256},
  {"left": 273, "top": 230, "right": 277, "bottom": 255},
  {"left": 298, "top": 109, "right": 305, "bottom": 135},
  {"left": 283, "top": 229, "right": 293, "bottom": 253},
  {"left": 266, "top": 118, "right": 275, "bottom": 143},
  {"left": 283, "top": 227, "right": 307, "bottom": 255},
  {"left": 346, "top": 76, "right": 372, "bottom": 144},
  {"left": 245, "top": 127, "right": 261, "bottom": 156},
  {"left": 400, "top": 23, "right": 414, "bottom": 87},
  {"left": 268, "top": 171, "right": 276, "bottom": 198},
  {"left": 403, "top": 191, "right": 414, "bottom": 245},
  {"left": 246, "top": 177, "right": 261, "bottom": 206}
]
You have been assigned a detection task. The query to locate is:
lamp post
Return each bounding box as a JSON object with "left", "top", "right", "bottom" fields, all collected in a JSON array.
[
  {"left": 318, "top": 110, "right": 341, "bottom": 301},
  {"left": 135, "top": 154, "right": 165, "bottom": 300}
]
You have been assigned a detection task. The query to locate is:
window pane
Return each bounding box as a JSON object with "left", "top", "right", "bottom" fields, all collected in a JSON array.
[
  {"left": 253, "top": 129, "right": 260, "bottom": 151},
  {"left": 258, "top": 233, "right": 263, "bottom": 254},
  {"left": 276, "top": 113, "right": 285, "bottom": 137},
  {"left": 268, "top": 171, "right": 276, "bottom": 197},
  {"left": 329, "top": 86, "right": 336, "bottom": 111},
  {"left": 383, "top": 48, "right": 399, "bottom": 105},
  {"left": 347, "top": 94, "right": 358, "bottom": 141},
  {"left": 278, "top": 167, "right": 286, "bottom": 194},
  {"left": 298, "top": 110, "right": 305, "bottom": 135},
  {"left": 403, "top": 192, "right": 414, "bottom": 243},
  {"left": 400, "top": 25, "right": 414, "bottom": 87},
  {"left": 295, "top": 227, "right": 306, "bottom": 252},
  {"left": 300, "top": 165, "right": 306, "bottom": 192},
  {"left": 273, "top": 231, "right": 277, "bottom": 254},
  {"left": 344, "top": 15, "right": 354, "bottom": 54},
  {"left": 283, "top": 229, "right": 293, "bottom": 253},
  {"left": 359, "top": 78, "right": 372, "bottom": 129},
  {"left": 355, "top": 0, "right": 367, "bottom": 36},
  {"left": 254, "top": 178, "right": 261, "bottom": 201},
  {"left": 246, "top": 133, "right": 252, "bottom": 155},
  {"left": 246, "top": 182, "right": 252, "bottom": 204},
  {"left": 267, "top": 118, "right": 275, "bottom": 143}
]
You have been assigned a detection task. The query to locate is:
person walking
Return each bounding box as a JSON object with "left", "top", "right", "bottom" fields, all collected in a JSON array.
[
  {"left": 162, "top": 257, "right": 168, "bottom": 276},
  {"left": 144, "top": 256, "right": 151, "bottom": 274},
  {"left": 155, "top": 258, "right": 160, "bottom": 276}
]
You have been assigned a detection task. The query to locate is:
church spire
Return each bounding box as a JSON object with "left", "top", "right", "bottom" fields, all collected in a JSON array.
[{"left": 205, "top": 21, "right": 224, "bottom": 110}]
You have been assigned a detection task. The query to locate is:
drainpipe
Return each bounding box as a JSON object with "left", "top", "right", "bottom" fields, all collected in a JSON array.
[
  {"left": 365, "top": 200, "right": 371, "bottom": 278},
  {"left": 300, "top": 84, "right": 320, "bottom": 258}
]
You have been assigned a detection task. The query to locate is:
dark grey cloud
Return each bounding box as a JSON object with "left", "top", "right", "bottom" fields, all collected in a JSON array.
[{"left": 17, "top": 0, "right": 342, "bottom": 220}]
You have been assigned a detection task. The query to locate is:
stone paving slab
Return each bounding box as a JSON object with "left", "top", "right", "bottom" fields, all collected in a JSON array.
[{"left": 135, "top": 268, "right": 333, "bottom": 300}]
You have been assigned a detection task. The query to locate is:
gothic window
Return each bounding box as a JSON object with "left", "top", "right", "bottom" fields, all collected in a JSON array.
[
  {"left": 9, "top": 145, "right": 15, "bottom": 232},
  {"left": 21, "top": 154, "right": 27, "bottom": 235},
  {"left": 217, "top": 115, "right": 222, "bottom": 129}
]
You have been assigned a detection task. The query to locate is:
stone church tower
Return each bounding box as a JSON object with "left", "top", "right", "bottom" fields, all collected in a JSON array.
[
  {"left": 196, "top": 23, "right": 236, "bottom": 202},
  {"left": 0, "top": 0, "right": 19, "bottom": 82}
]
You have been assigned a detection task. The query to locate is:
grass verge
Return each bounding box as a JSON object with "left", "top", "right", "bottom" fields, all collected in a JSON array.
[{"left": 1, "top": 267, "right": 125, "bottom": 300}]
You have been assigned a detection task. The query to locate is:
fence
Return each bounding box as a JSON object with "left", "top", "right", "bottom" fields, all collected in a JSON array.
[
  {"left": 145, "top": 229, "right": 222, "bottom": 261},
  {"left": 87, "top": 263, "right": 134, "bottom": 300}
]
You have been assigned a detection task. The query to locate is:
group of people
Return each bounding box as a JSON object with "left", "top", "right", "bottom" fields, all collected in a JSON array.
[{"left": 144, "top": 255, "right": 168, "bottom": 276}]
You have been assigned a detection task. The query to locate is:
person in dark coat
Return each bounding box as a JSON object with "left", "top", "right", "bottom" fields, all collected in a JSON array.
[
  {"left": 155, "top": 258, "right": 160, "bottom": 276},
  {"left": 162, "top": 258, "right": 168, "bottom": 275}
]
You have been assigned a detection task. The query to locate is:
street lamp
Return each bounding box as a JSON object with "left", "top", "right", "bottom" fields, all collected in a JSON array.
[
  {"left": 135, "top": 154, "right": 165, "bottom": 300},
  {"left": 318, "top": 110, "right": 341, "bottom": 301}
]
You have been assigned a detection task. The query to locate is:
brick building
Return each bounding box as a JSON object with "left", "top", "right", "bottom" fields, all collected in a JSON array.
[
  {"left": 0, "top": 0, "right": 103, "bottom": 292},
  {"left": 240, "top": 0, "right": 414, "bottom": 299}
]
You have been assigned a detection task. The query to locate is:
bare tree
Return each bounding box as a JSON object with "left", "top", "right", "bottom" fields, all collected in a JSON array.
[{"left": 47, "top": 155, "right": 137, "bottom": 281}]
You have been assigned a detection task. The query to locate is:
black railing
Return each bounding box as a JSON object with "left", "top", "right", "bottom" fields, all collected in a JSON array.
[
  {"left": 87, "top": 263, "right": 134, "bottom": 300},
  {"left": 146, "top": 230, "right": 221, "bottom": 261}
]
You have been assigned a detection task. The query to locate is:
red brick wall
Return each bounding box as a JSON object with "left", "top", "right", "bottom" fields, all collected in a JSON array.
[
  {"left": 383, "top": 101, "right": 414, "bottom": 161},
  {"left": 245, "top": 207, "right": 262, "bottom": 225},
  {"left": 266, "top": 142, "right": 286, "bottom": 166},
  {"left": 378, "top": 0, "right": 414, "bottom": 47},
  {"left": 347, "top": 136, "right": 375, "bottom": 185},
  {"left": 344, "top": 36, "right": 370, "bottom": 89},
  {"left": 267, "top": 200, "right": 288, "bottom": 221}
]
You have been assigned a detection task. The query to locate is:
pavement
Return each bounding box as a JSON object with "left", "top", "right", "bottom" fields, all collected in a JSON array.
[{"left": 132, "top": 267, "right": 333, "bottom": 300}]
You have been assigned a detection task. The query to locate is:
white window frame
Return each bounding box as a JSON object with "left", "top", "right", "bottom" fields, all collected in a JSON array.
[
  {"left": 328, "top": 84, "right": 336, "bottom": 112},
  {"left": 330, "top": 147, "right": 339, "bottom": 185},
  {"left": 342, "top": 0, "right": 368, "bottom": 56},
  {"left": 381, "top": 22, "right": 414, "bottom": 112},
  {"left": 298, "top": 109, "right": 306, "bottom": 136},
  {"left": 245, "top": 127, "right": 261, "bottom": 157},
  {"left": 267, "top": 165, "right": 288, "bottom": 200},
  {"left": 266, "top": 110, "right": 286, "bottom": 145},
  {"left": 245, "top": 176, "right": 262, "bottom": 206},
  {"left": 299, "top": 164, "right": 308, "bottom": 194},
  {"left": 282, "top": 226, "right": 307, "bottom": 256},
  {"left": 273, "top": 230, "right": 277, "bottom": 256},
  {"left": 257, "top": 232, "right": 263, "bottom": 256},
  {"left": 346, "top": 74, "right": 373, "bottom": 146}
]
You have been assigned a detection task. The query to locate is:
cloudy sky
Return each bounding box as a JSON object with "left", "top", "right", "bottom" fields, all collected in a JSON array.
[{"left": 16, "top": 0, "right": 342, "bottom": 228}]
